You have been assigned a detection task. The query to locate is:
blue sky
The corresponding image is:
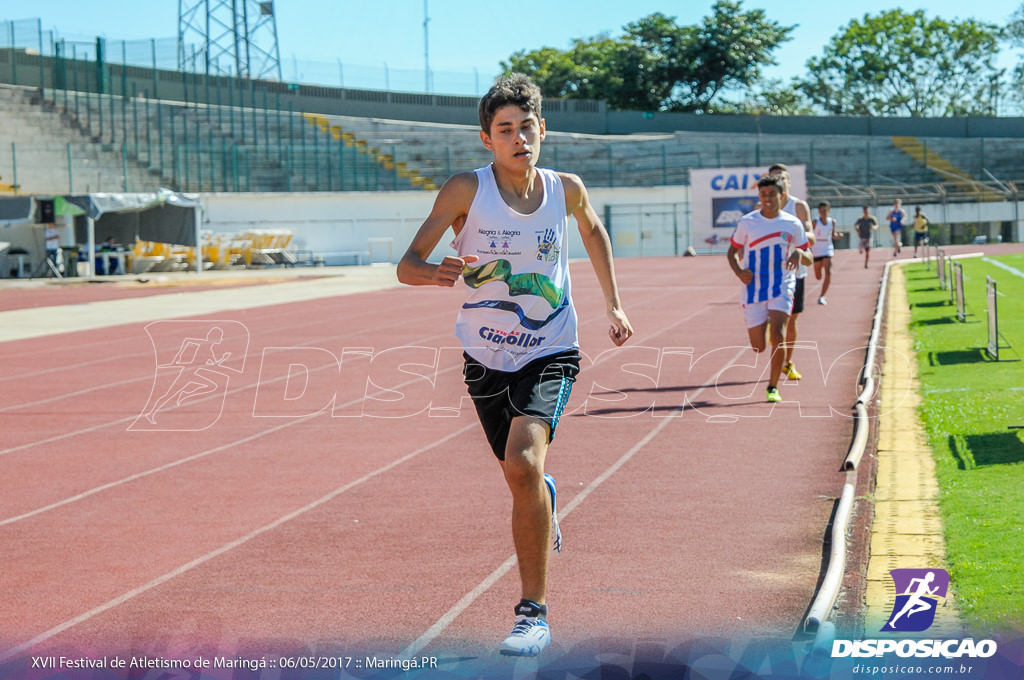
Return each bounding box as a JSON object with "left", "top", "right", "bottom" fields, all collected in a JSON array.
[{"left": 12, "top": 0, "right": 1021, "bottom": 95}]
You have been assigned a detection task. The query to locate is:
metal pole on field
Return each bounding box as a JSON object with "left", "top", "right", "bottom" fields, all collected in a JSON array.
[
  {"left": 263, "top": 87, "right": 269, "bottom": 149},
  {"left": 72, "top": 44, "right": 79, "bottom": 118},
  {"left": 312, "top": 122, "right": 318, "bottom": 189},
  {"left": 10, "top": 22, "right": 17, "bottom": 85},
  {"left": 132, "top": 82, "right": 139, "bottom": 159},
  {"left": 672, "top": 205, "right": 679, "bottom": 257},
  {"left": 157, "top": 102, "right": 164, "bottom": 178},
  {"left": 144, "top": 89, "right": 152, "bottom": 171},
  {"left": 194, "top": 204, "right": 203, "bottom": 275},
  {"left": 423, "top": 0, "right": 431, "bottom": 93},
  {"left": 109, "top": 77, "right": 116, "bottom": 143},
  {"left": 10, "top": 143, "right": 18, "bottom": 195},
  {"left": 86, "top": 216, "right": 96, "bottom": 277},
  {"left": 250, "top": 79, "right": 257, "bottom": 147},
  {"left": 151, "top": 39, "right": 158, "bottom": 99},
  {"left": 37, "top": 19, "right": 45, "bottom": 100}
]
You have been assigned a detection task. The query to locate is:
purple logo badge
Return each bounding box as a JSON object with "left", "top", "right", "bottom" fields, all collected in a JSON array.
[{"left": 881, "top": 568, "right": 949, "bottom": 633}]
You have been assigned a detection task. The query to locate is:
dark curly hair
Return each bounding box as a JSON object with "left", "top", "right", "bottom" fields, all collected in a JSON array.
[{"left": 478, "top": 73, "right": 543, "bottom": 133}]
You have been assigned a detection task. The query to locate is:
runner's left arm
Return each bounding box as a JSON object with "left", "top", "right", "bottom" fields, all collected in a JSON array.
[{"left": 561, "top": 171, "right": 634, "bottom": 346}]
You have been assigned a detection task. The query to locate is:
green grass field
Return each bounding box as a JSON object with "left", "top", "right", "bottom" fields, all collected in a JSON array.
[{"left": 902, "top": 252, "right": 1024, "bottom": 634}]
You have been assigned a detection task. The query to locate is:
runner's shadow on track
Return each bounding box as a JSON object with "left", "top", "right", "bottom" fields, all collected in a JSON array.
[
  {"left": 590, "top": 380, "right": 757, "bottom": 395},
  {"left": 580, "top": 401, "right": 720, "bottom": 417},
  {"left": 581, "top": 382, "right": 761, "bottom": 416}
]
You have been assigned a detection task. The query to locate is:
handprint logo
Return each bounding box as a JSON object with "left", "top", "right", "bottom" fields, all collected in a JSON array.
[{"left": 536, "top": 228, "right": 560, "bottom": 262}]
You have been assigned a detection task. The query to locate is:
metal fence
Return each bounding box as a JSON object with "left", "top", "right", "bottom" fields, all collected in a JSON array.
[
  {"left": 2, "top": 16, "right": 1023, "bottom": 205},
  {"left": 1, "top": 18, "right": 496, "bottom": 96}
]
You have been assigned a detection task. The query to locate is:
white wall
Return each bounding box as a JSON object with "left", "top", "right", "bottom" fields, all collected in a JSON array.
[
  {"left": 200, "top": 185, "right": 693, "bottom": 264},
  {"left": 200, "top": 189, "right": 1023, "bottom": 263}
]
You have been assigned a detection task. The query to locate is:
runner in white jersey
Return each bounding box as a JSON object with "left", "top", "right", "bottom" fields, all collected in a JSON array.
[
  {"left": 453, "top": 164, "right": 578, "bottom": 371},
  {"left": 727, "top": 174, "right": 810, "bottom": 402},
  {"left": 811, "top": 200, "right": 837, "bottom": 305},
  {"left": 397, "top": 73, "right": 633, "bottom": 658},
  {"left": 767, "top": 164, "right": 815, "bottom": 382}
]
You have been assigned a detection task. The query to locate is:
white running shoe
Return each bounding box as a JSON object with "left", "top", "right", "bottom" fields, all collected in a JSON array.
[
  {"left": 818, "top": 296, "right": 827, "bottom": 305},
  {"left": 544, "top": 473, "right": 561, "bottom": 553},
  {"left": 499, "top": 601, "right": 551, "bottom": 657}
]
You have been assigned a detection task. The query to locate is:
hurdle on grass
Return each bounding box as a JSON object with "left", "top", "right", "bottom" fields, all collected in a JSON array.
[
  {"left": 988, "top": 276, "right": 1000, "bottom": 359},
  {"left": 954, "top": 261, "right": 966, "bottom": 322},
  {"left": 936, "top": 248, "right": 946, "bottom": 289},
  {"left": 947, "top": 256, "right": 955, "bottom": 305},
  {"left": 986, "top": 276, "right": 1019, "bottom": 361}
]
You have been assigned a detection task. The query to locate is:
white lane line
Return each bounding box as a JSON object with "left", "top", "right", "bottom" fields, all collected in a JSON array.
[
  {"left": 982, "top": 256, "right": 1024, "bottom": 280},
  {"left": 400, "top": 346, "right": 749, "bottom": 658},
  {"left": 2, "top": 283, "right": 735, "bottom": 659},
  {"left": 0, "top": 358, "right": 463, "bottom": 525},
  {"left": 0, "top": 422, "right": 479, "bottom": 663}
]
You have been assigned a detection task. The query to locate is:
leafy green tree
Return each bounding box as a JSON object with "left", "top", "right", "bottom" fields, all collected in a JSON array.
[
  {"left": 501, "top": 1, "right": 793, "bottom": 112},
  {"left": 798, "top": 10, "right": 1002, "bottom": 116},
  {"left": 653, "top": 2, "right": 793, "bottom": 112}
]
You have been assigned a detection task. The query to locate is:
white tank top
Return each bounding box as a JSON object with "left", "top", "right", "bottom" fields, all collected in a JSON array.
[
  {"left": 452, "top": 165, "right": 579, "bottom": 371},
  {"left": 812, "top": 217, "right": 835, "bottom": 258},
  {"left": 782, "top": 196, "right": 809, "bottom": 278}
]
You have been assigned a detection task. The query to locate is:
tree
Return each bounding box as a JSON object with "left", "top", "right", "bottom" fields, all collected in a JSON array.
[
  {"left": 650, "top": 2, "right": 793, "bottom": 112},
  {"left": 797, "top": 10, "right": 1002, "bottom": 117},
  {"left": 501, "top": 2, "right": 793, "bottom": 112}
]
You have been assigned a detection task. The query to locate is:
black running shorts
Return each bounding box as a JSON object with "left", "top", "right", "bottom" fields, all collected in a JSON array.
[
  {"left": 463, "top": 349, "right": 580, "bottom": 460},
  {"left": 792, "top": 277, "right": 806, "bottom": 315}
]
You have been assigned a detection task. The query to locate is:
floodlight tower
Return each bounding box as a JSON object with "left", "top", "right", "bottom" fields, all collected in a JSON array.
[{"left": 178, "top": 0, "right": 283, "bottom": 80}]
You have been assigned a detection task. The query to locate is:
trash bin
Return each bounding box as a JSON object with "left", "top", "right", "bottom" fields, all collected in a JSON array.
[
  {"left": 63, "top": 247, "right": 79, "bottom": 277},
  {"left": 8, "top": 247, "right": 29, "bottom": 278}
]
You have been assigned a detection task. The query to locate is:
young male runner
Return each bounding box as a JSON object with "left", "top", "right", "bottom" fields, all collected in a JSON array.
[
  {"left": 766, "top": 164, "right": 814, "bottom": 381},
  {"left": 855, "top": 206, "right": 879, "bottom": 268},
  {"left": 397, "top": 73, "right": 633, "bottom": 657},
  {"left": 726, "top": 174, "right": 810, "bottom": 402},
  {"left": 912, "top": 206, "right": 930, "bottom": 257},
  {"left": 811, "top": 201, "right": 837, "bottom": 305},
  {"left": 887, "top": 199, "right": 906, "bottom": 256}
]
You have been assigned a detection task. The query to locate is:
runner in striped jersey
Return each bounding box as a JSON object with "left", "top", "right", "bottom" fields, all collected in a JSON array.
[{"left": 726, "top": 175, "right": 811, "bottom": 403}]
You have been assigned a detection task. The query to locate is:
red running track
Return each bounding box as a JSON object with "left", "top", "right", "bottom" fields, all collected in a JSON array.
[{"left": 0, "top": 252, "right": 887, "bottom": 671}]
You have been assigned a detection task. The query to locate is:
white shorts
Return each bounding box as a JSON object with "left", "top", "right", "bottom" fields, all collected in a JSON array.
[{"left": 743, "top": 295, "right": 794, "bottom": 328}]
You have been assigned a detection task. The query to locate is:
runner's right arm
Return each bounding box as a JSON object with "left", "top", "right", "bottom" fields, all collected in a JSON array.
[{"left": 397, "top": 173, "right": 479, "bottom": 287}]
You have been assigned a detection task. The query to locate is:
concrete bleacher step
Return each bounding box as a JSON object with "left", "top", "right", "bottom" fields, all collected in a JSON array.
[
  {"left": 6, "top": 81, "right": 1023, "bottom": 197},
  {"left": 892, "top": 136, "right": 1004, "bottom": 202}
]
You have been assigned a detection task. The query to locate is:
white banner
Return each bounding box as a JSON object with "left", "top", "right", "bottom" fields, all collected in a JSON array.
[{"left": 690, "top": 165, "right": 807, "bottom": 251}]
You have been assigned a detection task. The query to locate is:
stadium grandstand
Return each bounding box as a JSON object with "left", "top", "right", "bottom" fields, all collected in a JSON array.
[{"left": 1, "top": 17, "right": 1021, "bottom": 272}]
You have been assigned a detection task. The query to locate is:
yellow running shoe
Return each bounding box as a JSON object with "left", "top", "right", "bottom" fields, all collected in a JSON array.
[
  {"left": 784, "top": 361, "right": 802, "bottom": 380},
  {"left": 766, "top": 386, "right": 782, "bottom": 402}
]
